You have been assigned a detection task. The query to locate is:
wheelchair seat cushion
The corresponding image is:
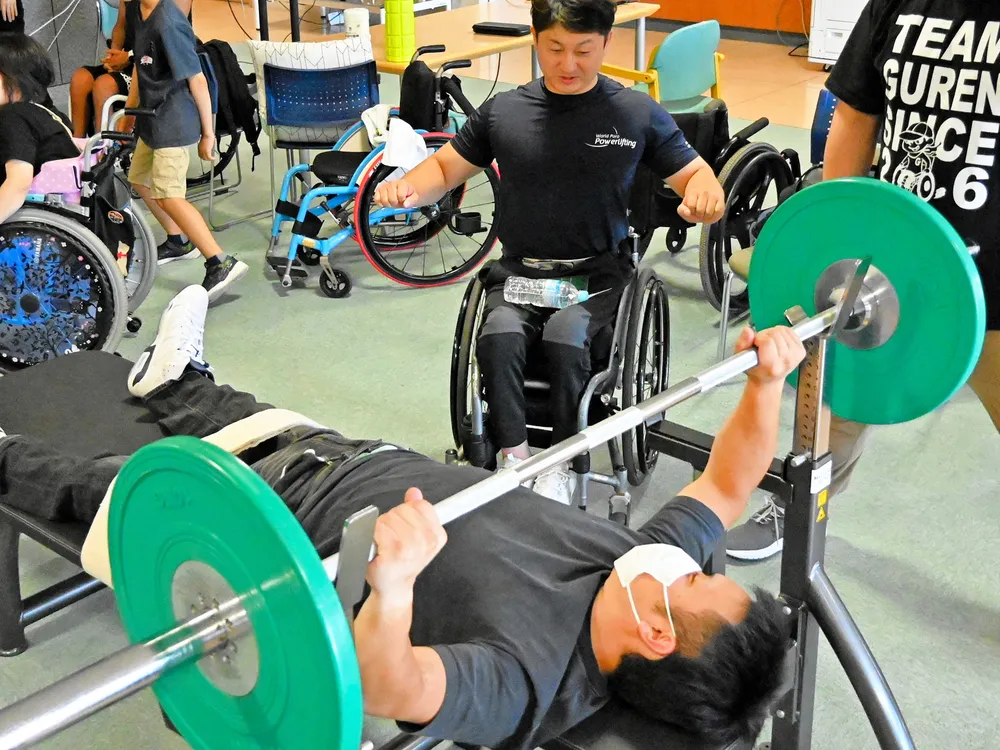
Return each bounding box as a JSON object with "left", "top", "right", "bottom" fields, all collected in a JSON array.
[{"left": 312, "top": 149, "right": 369, "bottom": 186}]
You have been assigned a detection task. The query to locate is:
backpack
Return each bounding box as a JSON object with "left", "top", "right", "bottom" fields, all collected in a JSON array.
[
  {"left": 199, "top": 40, "right": 262, "bottom": 163},
  {"left": 399, "top": 59, "right": 438, "bottom": 131}
]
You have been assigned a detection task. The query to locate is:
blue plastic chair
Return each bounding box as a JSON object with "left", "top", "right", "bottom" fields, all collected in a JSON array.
[
  {"left": 640, "top": 20, "right": 724, "bottom": 114},
  {"left": 265, "top": 61, "right": 402, "bottom": 289},
  {"left": 811, "top": 89, "right": 839, "bottom": 166},
  {"left": 263, "top": 61, "right": 379, "bottom": 211}
]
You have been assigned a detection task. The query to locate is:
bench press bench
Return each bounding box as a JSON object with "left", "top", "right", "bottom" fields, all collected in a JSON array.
[{"left": 0, "top": 351, "right": 743, "bottom": 750}]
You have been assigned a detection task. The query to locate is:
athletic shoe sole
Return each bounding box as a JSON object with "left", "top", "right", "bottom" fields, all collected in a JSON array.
[
  {"left": 157, "top": 248, "right": 201, "bottom": 266},
  {"left": 206, "top": 260, "right": 249, "bottom": 303},
  {"left": 128, "top": 342, "right": 194, "bottom": 398},
  {"left": 726, "top": 537, "right": 784, "bottom": 561}
]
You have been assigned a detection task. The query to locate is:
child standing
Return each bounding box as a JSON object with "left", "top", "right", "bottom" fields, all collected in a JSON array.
[{"left": 125, "top": 0, "right": 247, "bottom": 302}]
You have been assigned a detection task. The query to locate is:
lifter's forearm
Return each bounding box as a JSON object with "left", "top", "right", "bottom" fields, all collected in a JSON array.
[
  {"left": 823, "top": 102, "right": 880, "bottom": 180},
  {"left": 354, "top": 589, "right": 427, "bottom": 719},
  {"left": 703, "top": 380, "right": 784, "bottom": 505},
  {"left": 400, "top": 155, "right": 451, "bottom": 206}
]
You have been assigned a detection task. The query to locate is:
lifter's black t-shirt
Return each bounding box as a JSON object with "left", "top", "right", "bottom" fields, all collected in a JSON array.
[
  {"left": 826, "top": 0, "right": 1000, "bottom": 329},
  {"left": 0, "top": 102, "right": 79, "bottom": 184},
  {"left": 452, "top": 76, "right": 699, "bottom": 265},
  {"left": 253, "top": 438, "right": 723, "bottom": 750}
]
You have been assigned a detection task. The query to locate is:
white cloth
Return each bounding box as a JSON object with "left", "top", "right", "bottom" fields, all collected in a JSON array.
[
  {"left": 80, "top": 409, "right": 324, "bottom": 588},
  {"left": 382, "top": 118, "right": 429, "bottom": 181},
  {"left": 362, "top": 104, "right": 393, "bottom": 146}
]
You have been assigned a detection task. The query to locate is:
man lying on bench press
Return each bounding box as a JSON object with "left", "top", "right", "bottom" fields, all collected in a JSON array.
[{"left": 0, "top": 286, "right": 803, "bottom": 749}]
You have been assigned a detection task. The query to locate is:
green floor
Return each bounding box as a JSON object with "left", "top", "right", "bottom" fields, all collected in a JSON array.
[{"left": 3, "top": 74, "right": 999, "bottom": 750}]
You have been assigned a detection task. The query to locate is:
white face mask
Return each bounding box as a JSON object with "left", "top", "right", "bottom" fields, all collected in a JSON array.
[{"left": 614, "top": 544, "right": 702, "bottom": 638}]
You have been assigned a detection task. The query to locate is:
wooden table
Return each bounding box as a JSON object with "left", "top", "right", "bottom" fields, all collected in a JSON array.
[{"left": 366, "top": 2, "right": 659, "bottom": 76}]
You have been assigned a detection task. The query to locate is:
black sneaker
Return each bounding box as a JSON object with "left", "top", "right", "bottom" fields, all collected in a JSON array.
[
  {"left": 726, "top": 498, "right": 785, "bottom": 561},
  {"left": 202, "top": 256, "right": 249, "bottom": 302},
  {"left": 157, "top": 238, "right": 199, "bottom": 265}
]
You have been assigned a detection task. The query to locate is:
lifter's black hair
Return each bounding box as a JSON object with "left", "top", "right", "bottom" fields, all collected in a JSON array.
[
  {"left": 0, "top": 33, "right": 56, "bottom": 105},
  {"left": 530, "top": 0, "right": 615, "bottom": 38},
  {"left": 610, "top": 587, "right": 788, "bottom": 746}
]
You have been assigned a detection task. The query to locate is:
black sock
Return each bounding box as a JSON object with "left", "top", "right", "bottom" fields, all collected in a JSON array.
[
  {"left": 205, "top": 255, "right": 224, "bottom": 267},
  {"left": 167, "top": 234, "right": 187, "bottom": 246}
]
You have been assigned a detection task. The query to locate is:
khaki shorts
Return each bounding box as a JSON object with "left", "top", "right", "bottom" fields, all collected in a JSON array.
[{"left": 128, "top": 139, "right": 190, "bottom": 199}]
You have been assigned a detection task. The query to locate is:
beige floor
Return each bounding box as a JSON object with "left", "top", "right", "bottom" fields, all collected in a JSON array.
[{"left": 194, "top": 0, "right": 829, "bottom": 128}]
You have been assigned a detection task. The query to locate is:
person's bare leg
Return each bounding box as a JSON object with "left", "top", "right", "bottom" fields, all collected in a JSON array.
[
  {"left": 156, "top": 197, "right": 222, "bottom": 259},
  {"left": 503, "top": 441, "right": 530, "bottom": 460},
  {"left": 69, "top": 68, "right": 95, "bottom": 138},
  {"left": 133, "top": 183, "right": 184, "bottom": 238},
  {"left": 91, "top": 74, "right": 120, "bottom": 132}
]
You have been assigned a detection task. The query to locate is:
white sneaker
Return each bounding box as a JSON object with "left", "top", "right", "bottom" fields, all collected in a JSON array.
[
  {"left": 533, "top": 463, "right": 577, "bottom": 506},
  {"left": 502, "top": 453, "right": 534, "bottom": 489},
  {"left": 128, "top": 285, "right": 211, "bottom": 398}
]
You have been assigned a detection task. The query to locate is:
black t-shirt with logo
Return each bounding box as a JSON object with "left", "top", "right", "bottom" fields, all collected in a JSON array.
[
  {"left": 452, "top": 76, "right": 698, "bottom": 264},
  {"left": 827, "top": 0, "right": 1000, "bottom": 329}
]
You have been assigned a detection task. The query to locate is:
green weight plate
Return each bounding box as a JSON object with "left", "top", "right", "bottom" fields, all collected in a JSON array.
[
  {"left": 749, "top": 178, "right": 985, "bottom": 425},
  {"left": 108, "top": 437, "right": 363, "bottom": 750}
]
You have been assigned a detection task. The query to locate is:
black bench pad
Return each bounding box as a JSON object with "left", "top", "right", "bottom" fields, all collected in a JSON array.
[
  {"left": 543, "top": 698, "right": 750, "bottom": 750},
  {"left": 0, "top": 351, "right": 165, "bottom": 554}
]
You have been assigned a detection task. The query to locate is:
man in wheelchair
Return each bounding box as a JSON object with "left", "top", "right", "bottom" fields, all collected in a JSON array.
[
  {"left": 0, "top": 286, "right": 794, "bottom": 748},
  {"left": 376, "top": 0, "right": 725, "bottom": 503}
]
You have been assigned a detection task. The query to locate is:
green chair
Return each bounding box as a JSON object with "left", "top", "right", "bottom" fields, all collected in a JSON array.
[{"left": 635, "top": 20, "right": 724, "bottom": 114}]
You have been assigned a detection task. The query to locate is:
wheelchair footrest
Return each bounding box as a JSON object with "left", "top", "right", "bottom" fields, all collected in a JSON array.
[
  {"left": 292, "top": 214, "right": 324, "bottom": 239},
  {"left": 265, "top": 254, "right": 309, "bottom": 279}
]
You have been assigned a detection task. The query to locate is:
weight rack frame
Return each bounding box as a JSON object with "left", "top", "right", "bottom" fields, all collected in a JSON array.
[{"left": 646, "top": 321, "right": 914, "bottom": 750}]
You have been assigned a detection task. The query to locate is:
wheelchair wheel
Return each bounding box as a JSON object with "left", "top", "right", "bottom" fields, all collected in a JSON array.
[
  {"left": 622, "top": 268, "right": 669, "bottom": 486},
  {"left": 666, "top": 227, "right": 687, "bottom": 254},
  {"left": 698, "top": 143, "right": 794, "bottom": 311},
  {"left": 355, "top": 135, "right": 501, "bottom": 287},
  {"left": 186, "top": 131, "right": 241, "bottom": 189},
  {"left": 450, "top": 269, "right": 489, "bottom": 450},
  {"left": 0, "top": 208, "right": 127, "bottom": 371},
  {"left": 123, "top": 206, "right": 157, "bottom": 313}
]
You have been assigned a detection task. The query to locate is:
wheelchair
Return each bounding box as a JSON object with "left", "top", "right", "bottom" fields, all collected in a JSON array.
[
  {"left": 449, "top": 236, "right": 669, "bottom": 523},
  {"left": 629, "top": 100, "right": 802, "bottom": 312},
  {"left": 0, "top": 128, "right": 156, "bottom": 371},
  {"left": 266, "top": 46, "right": 501, "bottom": 298}
]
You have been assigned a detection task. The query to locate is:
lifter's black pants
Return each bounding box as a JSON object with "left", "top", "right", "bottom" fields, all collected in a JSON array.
[
  {"left": 0, "top": 373, "right": 272, "bottom": 524},
  {"left": 476, "top": 260, "right": 628, "bottom": 448}
]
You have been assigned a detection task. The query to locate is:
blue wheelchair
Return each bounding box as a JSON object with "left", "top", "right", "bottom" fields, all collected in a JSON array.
[{"left": 265, "top": 47, "right": 502, "bottom": 298}]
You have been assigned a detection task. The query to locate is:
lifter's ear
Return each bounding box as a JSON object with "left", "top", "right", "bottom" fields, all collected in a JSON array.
[{"left": 637, "top": 619, "right": 677, "bottom": 659}]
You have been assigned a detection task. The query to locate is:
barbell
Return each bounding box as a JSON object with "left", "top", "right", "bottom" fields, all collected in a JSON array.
[{"left": 0, "top": 179, "right": 986, "bottom": 750}]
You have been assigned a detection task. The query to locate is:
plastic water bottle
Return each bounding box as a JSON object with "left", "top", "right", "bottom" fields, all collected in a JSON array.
[{"left": 503, "top": 276, "right": 590, "bottom": 309}]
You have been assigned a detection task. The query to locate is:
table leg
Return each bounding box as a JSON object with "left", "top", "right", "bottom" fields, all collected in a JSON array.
[
  {"left": 531, "top": 47, "right": 541, "bottom": 79},
  {"left": 289, "top": 0, "right": 301, "bottom": 41},
  {"left": 257, "top": 0, "right": 270, "bottom": 39},
  {"left": 635, "top": 16, "right": 646, "bottom": 70}
]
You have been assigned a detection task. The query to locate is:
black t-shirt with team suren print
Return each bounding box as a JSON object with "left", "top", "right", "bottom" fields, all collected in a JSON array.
[
  {"left": 452, "top": 76, "right": 699, "bottom": 267},
  {"left": 826, "top": 0, "right": 1000, "bottom": 329}
]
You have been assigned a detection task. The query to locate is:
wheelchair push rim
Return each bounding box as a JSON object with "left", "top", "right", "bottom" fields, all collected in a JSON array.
[
  {"left": 622, "top": 268, "right": 670, "bottom": 486},
  {"left": 354, "top": 134, "right": 502, "bottom": 287},
  {"left": 699, "top": 142, "right": 795, "bottom": 312},
  {"left": 0, "top": 209, "right": 127, "bottom": 371},
  {"left": 450, "top": 269, "right": 489, "bottom": 450}
]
